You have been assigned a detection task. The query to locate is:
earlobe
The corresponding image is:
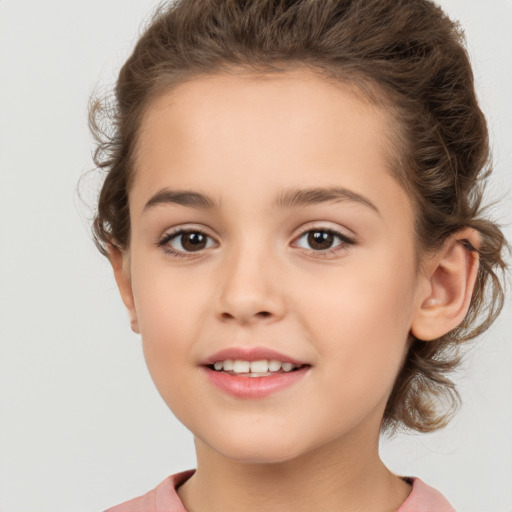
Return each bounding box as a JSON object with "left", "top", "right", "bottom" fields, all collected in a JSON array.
[
  {"left": 107, "top": 244, "right": 140, "bottom": 334},
  {"left": 411, "top": 229, "right": 480, "bottom": 341}
]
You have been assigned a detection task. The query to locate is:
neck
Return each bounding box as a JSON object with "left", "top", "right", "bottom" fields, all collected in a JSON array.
[{"left": 177, "top": 425, "right": 411, "bottom": 512}]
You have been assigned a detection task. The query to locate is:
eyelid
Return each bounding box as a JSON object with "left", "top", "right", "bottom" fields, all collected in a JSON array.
[
  {"left": 293, "top": 221, "right": 356, "bottom": 242},
  {"left": 157, "top": 224, "right": 214, "bottom": 241}
]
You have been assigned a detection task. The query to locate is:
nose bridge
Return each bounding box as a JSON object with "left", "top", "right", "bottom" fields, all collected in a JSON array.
[{"left": 215, "top": 232, "right": 286, "bottom": 324}]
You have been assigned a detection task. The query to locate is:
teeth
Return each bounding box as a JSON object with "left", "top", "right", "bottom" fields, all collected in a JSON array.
[
  {"left": 268, "top": 359, "right": 281, "bottom": 372},
  {"left": 249, "top": 360, "right": 269, "bottom": 373},
  {"left": 233, "top": 360, "right": 250, "bottom": 373},
  {"left": 282, "top": 362, "right": 294, "bottom": 372},
  {"left": 211, "top": 359, "right": 301, "bottom": 374}
]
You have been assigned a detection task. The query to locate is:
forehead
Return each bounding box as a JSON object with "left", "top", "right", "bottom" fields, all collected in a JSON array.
[
  {"left": 135, "top": 69, "right": 398, "bottom": 176},
  {"left": 138, "top": 69, "right": 395, "bottom": 152},
  {"left": 131, "top": 69, "right": 412, "bottom": 226}
]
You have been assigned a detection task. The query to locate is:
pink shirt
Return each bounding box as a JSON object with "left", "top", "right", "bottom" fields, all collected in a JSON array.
[{"left": 105, "top": 470, "right": 455, "bottom": 512}]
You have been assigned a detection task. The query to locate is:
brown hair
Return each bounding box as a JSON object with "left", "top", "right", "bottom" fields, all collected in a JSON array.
[{"left": 89, "top": 0, "right": 509, "bottom": 434}]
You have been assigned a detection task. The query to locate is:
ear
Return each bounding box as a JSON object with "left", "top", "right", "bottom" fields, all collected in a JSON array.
[
  {"left": 411, "top": 228, "right": 480, "bottom": 341},
  {"left": 108, "top": 244, "right": 140, "bottom": 334}
]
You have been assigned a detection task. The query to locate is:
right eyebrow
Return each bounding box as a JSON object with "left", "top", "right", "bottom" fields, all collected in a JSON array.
[{"left": 143, "top": 188, "right": 220, "bottom": 212}]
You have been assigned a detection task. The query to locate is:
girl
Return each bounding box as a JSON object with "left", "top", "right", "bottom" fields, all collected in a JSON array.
[{"left": 89, "top": 0, "right": 508, "bottom": 510}]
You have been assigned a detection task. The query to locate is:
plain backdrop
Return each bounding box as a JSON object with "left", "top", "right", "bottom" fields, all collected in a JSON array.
[{"left": 0, "top": 1, "right": 511, "bottom": 511}]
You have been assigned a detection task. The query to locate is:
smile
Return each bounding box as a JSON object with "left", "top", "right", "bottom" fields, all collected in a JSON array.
[
  {"left": 201, "top": 348, "right": 311, "bottom": 398},
  {"left": 209, "top": 359, "right": 303, "bottom": 376}
]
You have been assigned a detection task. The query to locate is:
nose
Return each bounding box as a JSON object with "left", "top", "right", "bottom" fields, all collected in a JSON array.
[{"left": 214, "top": 244, "right": 287, "bottom": 325}]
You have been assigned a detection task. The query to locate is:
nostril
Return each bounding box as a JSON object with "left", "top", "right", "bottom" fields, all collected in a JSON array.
[{"left": 220, "top": 310, "right": 271, "bottom": 321}]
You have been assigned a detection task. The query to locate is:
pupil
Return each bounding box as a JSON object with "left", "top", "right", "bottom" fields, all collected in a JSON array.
[
  {"left": 308, "top": 231, "right": 333, "bottom": 250},
  {"left": 182, "top": 232, "right": 206, "bottom": 251}
]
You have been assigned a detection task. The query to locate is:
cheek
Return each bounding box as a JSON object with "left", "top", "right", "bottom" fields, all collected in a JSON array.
[
  {"left": 302, "top": 257, "right": 417, "bottom": 392},
  {"left": 132, "top": 253, "right": 212, "bottom": 334},
  {"left": 131, "top": 265, "right": 212, "bottom": 393}
]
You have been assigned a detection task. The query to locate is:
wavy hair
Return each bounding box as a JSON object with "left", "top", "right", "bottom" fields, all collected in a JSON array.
[{"left": 89, "top": 0, "right": 509, "bottom": 434}]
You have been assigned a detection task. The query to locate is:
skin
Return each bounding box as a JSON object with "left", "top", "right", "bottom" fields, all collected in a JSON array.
[{"left": 110, "top": 69, "right": 480, "bottom": 512}]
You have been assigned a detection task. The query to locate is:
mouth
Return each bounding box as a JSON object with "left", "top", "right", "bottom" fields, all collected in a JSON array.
[
  {"left": 206, "top": 359, "right": 309, "bottom": 377},
  {"left": 201, "top": 347, "right": 311, "bottom": 398}
]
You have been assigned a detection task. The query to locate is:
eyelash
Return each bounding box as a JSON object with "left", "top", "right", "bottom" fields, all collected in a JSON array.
[{"left": 156, "top": 227, "right": 356, "bottom": 259}]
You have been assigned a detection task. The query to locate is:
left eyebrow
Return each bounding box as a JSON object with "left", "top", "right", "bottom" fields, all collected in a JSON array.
[
  {"left": 142, "top": 185, "right": 380, "bottom": 216},
  {"left": 273, "top": 186, "right": 381, "bottom": 216}
]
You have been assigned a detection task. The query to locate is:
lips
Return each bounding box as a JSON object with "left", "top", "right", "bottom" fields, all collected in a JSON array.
[{"left": 200, "top": 347, "right": 311, "bottom": 399}]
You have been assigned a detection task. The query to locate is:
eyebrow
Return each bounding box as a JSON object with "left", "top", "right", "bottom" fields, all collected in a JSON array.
[
  {"left": 143, "top": 186, "right": 380, "bottom": 215},
  {"left": 274, "top": 186, "right": 380, "bottom": 215}
]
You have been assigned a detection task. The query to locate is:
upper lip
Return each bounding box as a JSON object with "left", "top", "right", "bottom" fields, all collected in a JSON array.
[{"left": 201, "top": 347, "right": 309, "bottom": 366}]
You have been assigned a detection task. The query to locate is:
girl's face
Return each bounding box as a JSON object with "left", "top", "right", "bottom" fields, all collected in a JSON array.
[{"left": 117, "top": 69, "right": 430, "bottom": 463}]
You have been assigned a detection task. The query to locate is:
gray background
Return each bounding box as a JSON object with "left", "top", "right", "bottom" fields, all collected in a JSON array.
[{"left": 0, "top": 1, "right": 510, "bottom": 510}]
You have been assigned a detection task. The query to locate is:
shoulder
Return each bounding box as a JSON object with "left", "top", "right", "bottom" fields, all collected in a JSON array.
[
  {"left": 398, "top": 477, "right": 455, "bottom": 512},
  {"left": 104, "top": 470, "right": 195, "bottom": 512}
]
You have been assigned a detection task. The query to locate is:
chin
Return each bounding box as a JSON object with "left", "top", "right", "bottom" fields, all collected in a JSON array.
[{"left": 202, "top": 427, "right": 311, "bottom": 465}]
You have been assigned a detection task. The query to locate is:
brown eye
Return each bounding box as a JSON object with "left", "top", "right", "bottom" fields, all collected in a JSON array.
[
  {"left": 294, "top": 228, "right": 354, "bottom": 253},
  {"left": 180, "top": 232, "right": 207, "bottom": 251},
  {"left": 307, "top": 231, "right": 335, "bottom": 250},
  {"left": 161, "top": 229, "right": 216, "bottom": 254}
]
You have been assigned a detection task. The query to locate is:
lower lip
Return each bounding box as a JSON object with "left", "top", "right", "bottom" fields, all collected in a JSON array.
[{"left": 203, "top": 366, "right": 310, "bottom": 399}]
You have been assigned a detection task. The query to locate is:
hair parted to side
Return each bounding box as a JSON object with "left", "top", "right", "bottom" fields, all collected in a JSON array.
[{"left": 89, "top": 0, "right": 509, "bottom": 435}]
